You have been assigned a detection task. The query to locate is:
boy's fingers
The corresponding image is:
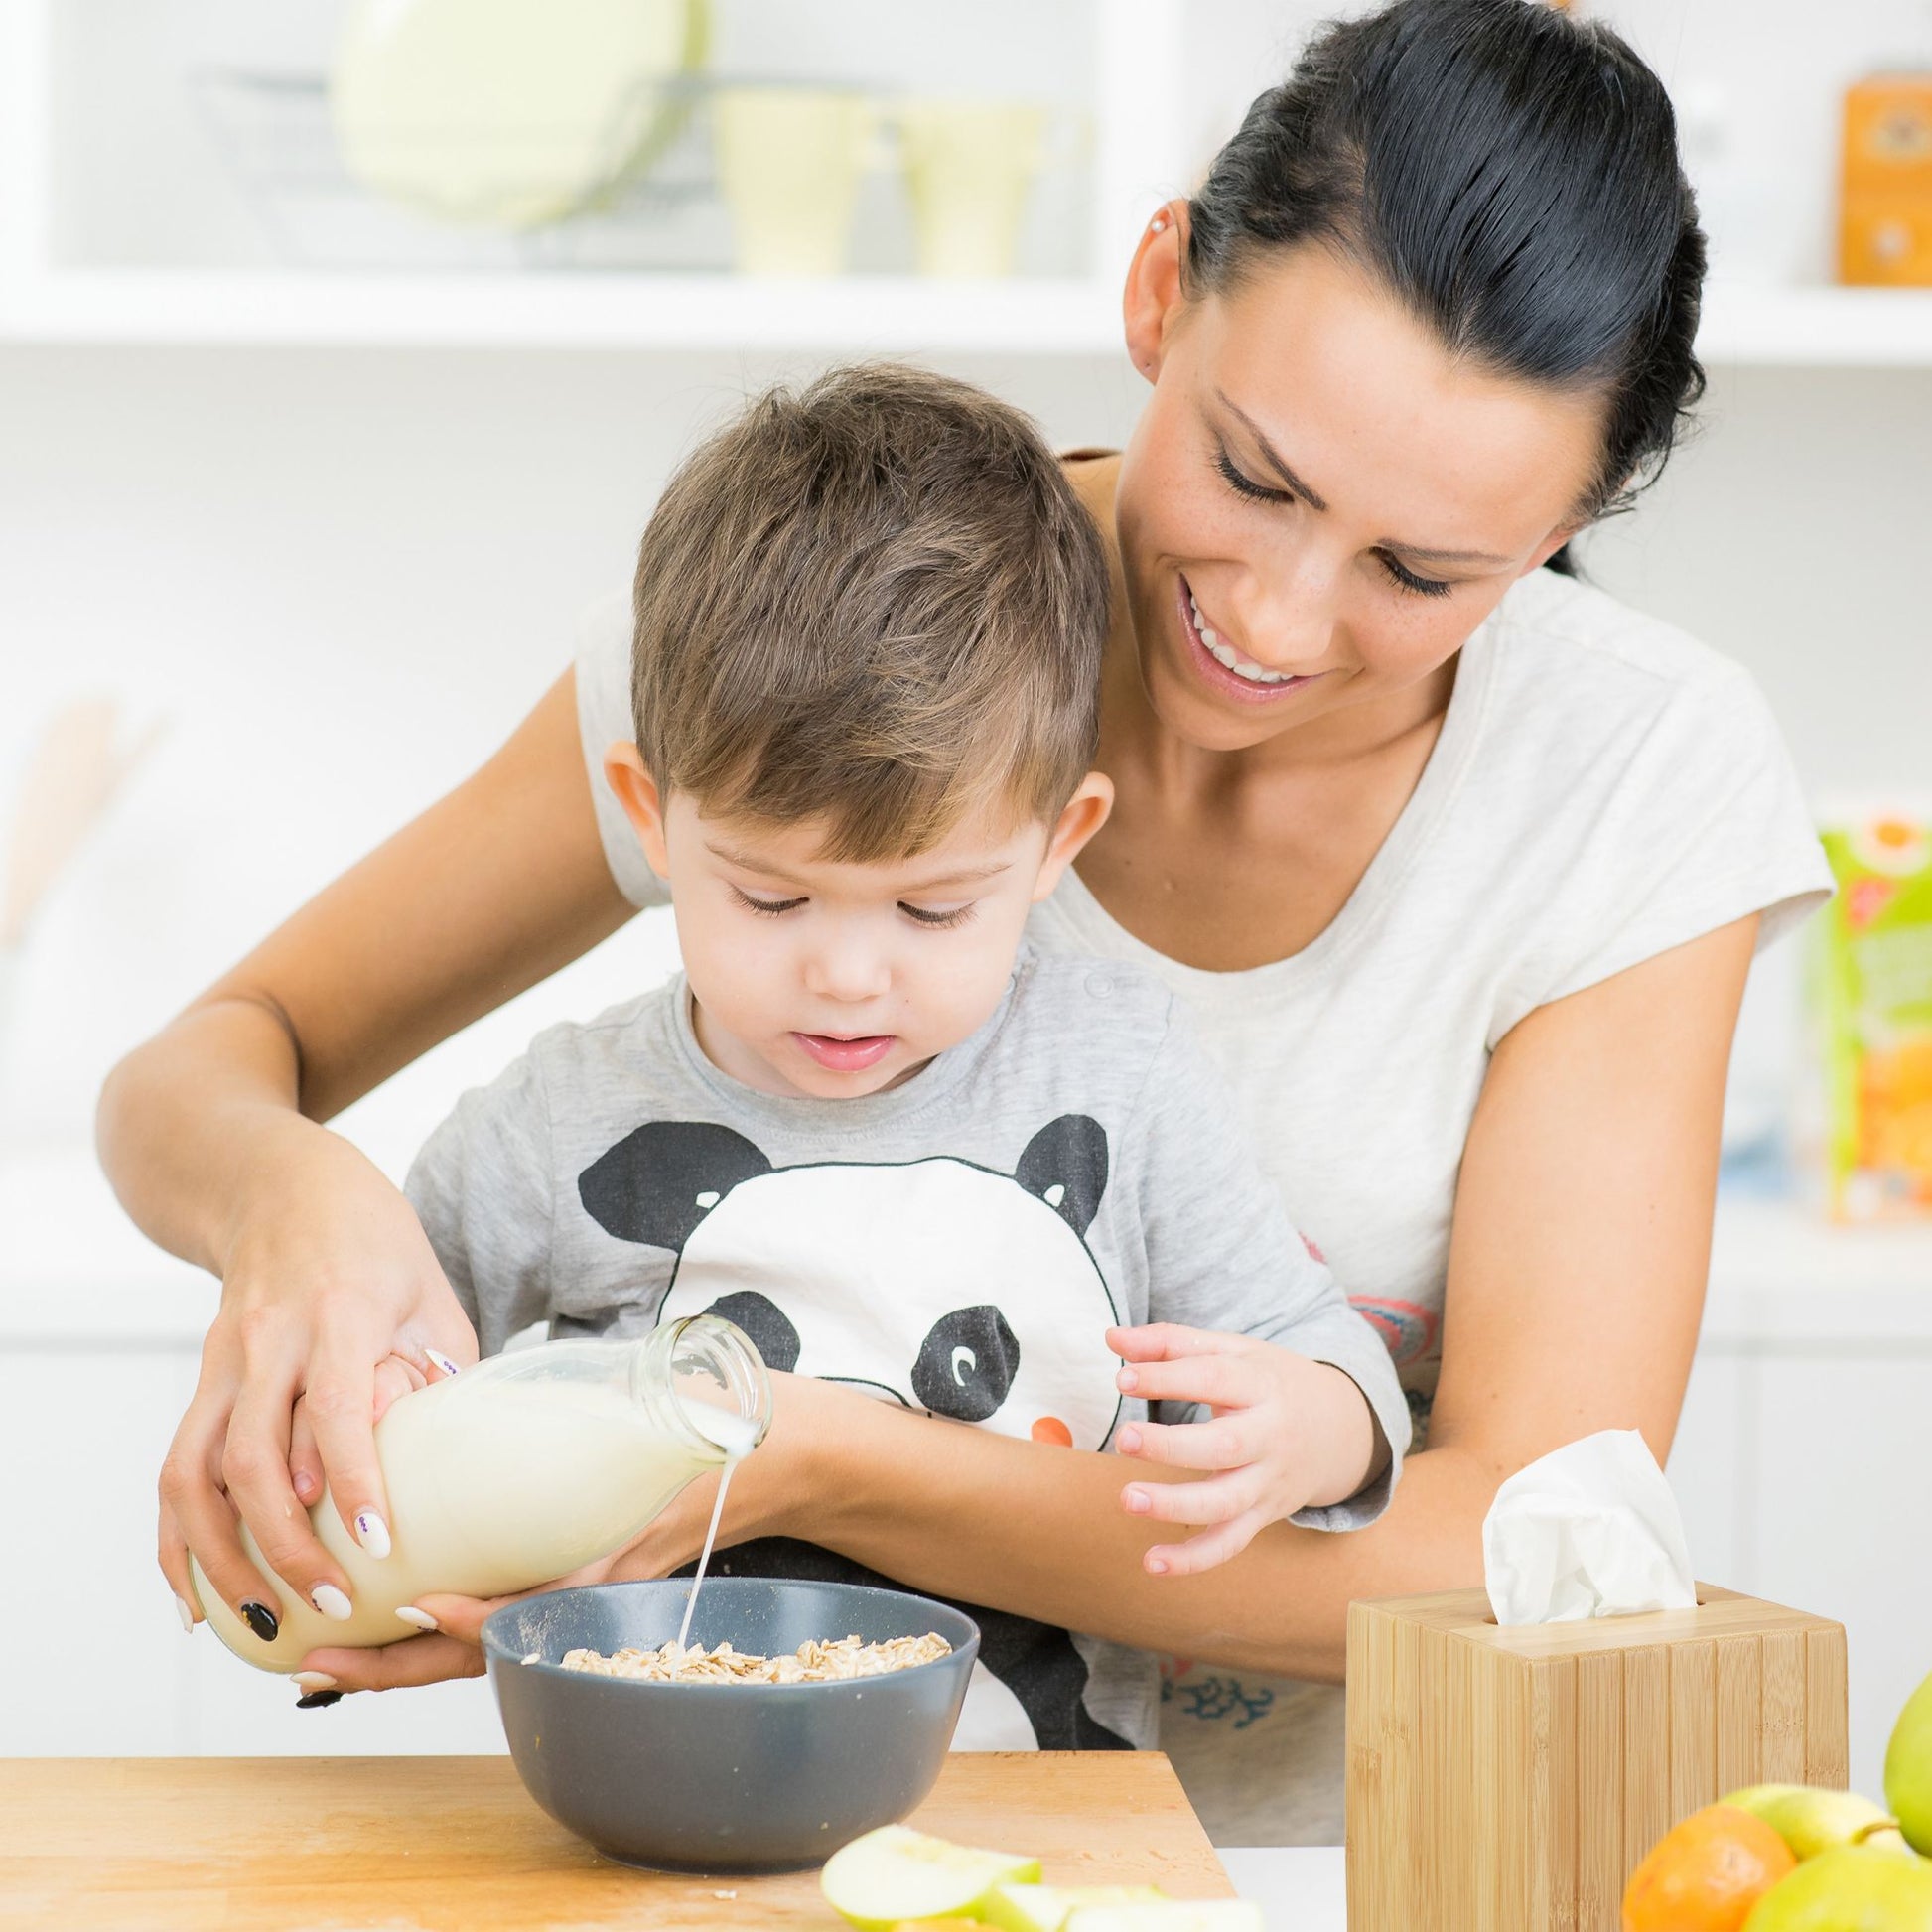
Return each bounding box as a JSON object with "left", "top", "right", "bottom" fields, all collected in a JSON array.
[
  {"left": 1107, "top": 1322, "right": 1254, "bottom": 1364},
  {"left": 1115, "top": 1415, "right": 1253, "bottom": 1473},
  {"left": 1113, "top": 1351, "right": 1262, "bottom": 1410},
  {"left": 1145, "top": 1509, "right": 1269, "bottom": 1579},
  {"left": 1121, "top": 1467, "right": 1259, "bottom": 1528}
]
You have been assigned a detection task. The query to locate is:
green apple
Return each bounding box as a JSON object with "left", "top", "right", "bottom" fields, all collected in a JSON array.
[
  {"left": 1722, "top": 1783, "right": 1911, "bottom": 1860},
  {"left": 1061, "top": 1906, "right": 1263, "bottom": 1932},
  {"left": 1889, "top": 1670, "right": 1932, "bottom": 1856},
  {"left": 1742, "top": 1845, "right": 1932, "bottom": 1930},
  {"left": 982, "top": 1883, "right": 1169, "bottom": 1932},
  {"left": 820, "top": 1824, "right": 1041, "bottom": 1930}
]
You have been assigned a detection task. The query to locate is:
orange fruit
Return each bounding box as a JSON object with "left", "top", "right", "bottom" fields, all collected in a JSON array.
[{"left": 1623, "top": 1804, "right": 1799, "bottom": 1932}]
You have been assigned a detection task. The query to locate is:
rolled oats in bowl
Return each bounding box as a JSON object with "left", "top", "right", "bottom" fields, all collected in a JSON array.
[{"left": 560, "top": 1630, "right": 952, "bottom": 1684}]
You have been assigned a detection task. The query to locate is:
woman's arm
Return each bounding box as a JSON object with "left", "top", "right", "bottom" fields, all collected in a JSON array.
[
  {"left": 99, "top": 669, "right": 635, "bottom": 1636},
  {"left": 719, "top": 911, "right": 1760, "bottom": 1680}
]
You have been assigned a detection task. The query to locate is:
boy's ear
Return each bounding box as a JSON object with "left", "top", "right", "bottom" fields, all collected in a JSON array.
[
  {"left": 1032, "top": 771, "right": 1114, "bottom": 903},
  {"left": 603, "top": 742, "right": 671, "bottom": 879},
  {"left": 1123, "top": 199, "right": 1189, "bottom": 386}
]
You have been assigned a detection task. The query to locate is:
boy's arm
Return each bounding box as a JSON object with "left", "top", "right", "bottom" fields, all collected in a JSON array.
[
  {"left": 1125, "top": 1003, "right": 1411, "bottom": 1529},
  {"left": 403, "top": 1047, "right": 558, "bottom": 1359}
]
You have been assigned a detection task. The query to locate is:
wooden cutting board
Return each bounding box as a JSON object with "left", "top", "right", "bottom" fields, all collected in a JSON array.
[{"left": 0, "top": 1752, "right": 1232, "bottom": 1931}]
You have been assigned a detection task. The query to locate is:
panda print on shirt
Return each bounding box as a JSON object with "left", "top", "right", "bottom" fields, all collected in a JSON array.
[{"left": 575, "top": 1112, "right": 1133, "bottom": 1751}]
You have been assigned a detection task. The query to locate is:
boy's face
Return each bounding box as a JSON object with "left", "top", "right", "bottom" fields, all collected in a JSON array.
[{"left": 606, "top": 750, "right": 1112, "bottom": 1100}]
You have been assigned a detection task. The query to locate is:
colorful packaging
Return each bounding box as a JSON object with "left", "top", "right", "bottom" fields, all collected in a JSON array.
[{"left": 1812, "top": 812, "right": 1932, "bottom": 1219}]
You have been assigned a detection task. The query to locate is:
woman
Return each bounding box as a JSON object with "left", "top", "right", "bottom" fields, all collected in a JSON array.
[{"left": 102, "top": 0, "right": 1828, "bottom": 1841}]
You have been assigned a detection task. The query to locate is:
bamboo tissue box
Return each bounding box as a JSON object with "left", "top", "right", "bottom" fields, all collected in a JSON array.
[{"left": 1344, "top": 1585, "right": 1849, "bottom": 1932}]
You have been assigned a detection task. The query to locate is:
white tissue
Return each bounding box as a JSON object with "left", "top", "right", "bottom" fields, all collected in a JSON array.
[{"left": 1482, "top": 1429, "right": 1697, "bottom": 1625}]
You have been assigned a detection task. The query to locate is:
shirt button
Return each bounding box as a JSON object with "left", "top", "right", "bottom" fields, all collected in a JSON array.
[{"left": 1086, "top": 972, "right": 1115, "bottom": 999}]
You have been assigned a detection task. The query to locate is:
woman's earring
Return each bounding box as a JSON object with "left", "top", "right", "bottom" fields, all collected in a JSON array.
[{"left": 1150, "top": 214, "right": 1168, "bottom": 234}]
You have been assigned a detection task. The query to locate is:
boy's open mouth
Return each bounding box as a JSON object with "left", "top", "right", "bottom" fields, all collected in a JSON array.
[{"left": 793, "top": 1032, "right": 897, "bottom": 1072}]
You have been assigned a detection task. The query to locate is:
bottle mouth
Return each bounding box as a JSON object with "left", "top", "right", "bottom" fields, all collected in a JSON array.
[{"left": 649, "top": 1312, "right": 774, "bottom": 1459}]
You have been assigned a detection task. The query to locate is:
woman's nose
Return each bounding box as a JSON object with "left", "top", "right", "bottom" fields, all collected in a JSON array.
[{"left": 1237, "top": 543, "right": 1342, "bottom": 667}]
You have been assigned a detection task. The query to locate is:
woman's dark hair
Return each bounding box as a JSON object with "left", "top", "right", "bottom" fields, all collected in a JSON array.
[{"left": 1185, "top": 0, "right": 1706, "bottom": 574}]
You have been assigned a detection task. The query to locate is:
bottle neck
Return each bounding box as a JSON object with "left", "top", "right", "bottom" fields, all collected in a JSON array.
[{"left": 628, "top": 1314, "right": 772, "bottom": 1460}]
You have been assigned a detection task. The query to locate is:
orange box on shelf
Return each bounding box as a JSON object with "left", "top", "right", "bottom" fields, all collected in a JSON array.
[
  {"left": 1344, "top": 1585, "right": 1849, "bottom": 1932},
  {"left": 1841, "top": 73, "right": 1932, "bottom": 285}
]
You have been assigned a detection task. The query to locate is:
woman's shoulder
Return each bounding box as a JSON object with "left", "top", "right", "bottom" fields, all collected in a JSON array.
[{"left": 1487, "top": 564, "right": 1757, "bottom": 714}]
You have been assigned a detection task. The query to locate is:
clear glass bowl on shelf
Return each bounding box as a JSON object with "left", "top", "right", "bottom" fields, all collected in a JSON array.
[{"left": 189, "top": 67, "right": 1092, "bottom": 280}]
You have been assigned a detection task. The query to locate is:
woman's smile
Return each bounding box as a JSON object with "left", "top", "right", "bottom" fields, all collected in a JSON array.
[{"left": 1174, "top": 572, "right": 1329, "bottom": 709}]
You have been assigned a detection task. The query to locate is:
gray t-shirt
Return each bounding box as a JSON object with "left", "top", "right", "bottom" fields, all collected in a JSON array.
[{"left": 405, "top": 946, "right": 1409, "bottom": 1754}]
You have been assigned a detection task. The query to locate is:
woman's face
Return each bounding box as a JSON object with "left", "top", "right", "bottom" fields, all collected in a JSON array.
[{"left": 1116, "top": 231, "right": 1606, "bottom": 754}]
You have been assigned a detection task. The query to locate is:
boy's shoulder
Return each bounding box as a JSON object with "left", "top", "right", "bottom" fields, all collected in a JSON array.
[
  {"left": 499, "top": 979, "right": 689, "bottom": 1101},
  {"left": 994, "top": 947, "right": 1181, "bottom": 1089}
]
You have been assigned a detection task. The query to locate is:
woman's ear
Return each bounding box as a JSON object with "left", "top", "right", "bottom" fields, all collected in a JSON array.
[
  {"left": 1033, "top": 771, "right": 1115, "bottom": 902},
  {"left": 603, "top": 742, "right": 671, "bottom": 879},
  {"left": 1122, "top": 200, "right": 1189, "bottom": 385}
]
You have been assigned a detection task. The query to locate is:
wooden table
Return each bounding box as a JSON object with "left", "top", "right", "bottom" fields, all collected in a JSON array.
[{"left": 0, "top": 1753, "right": 1232, "bottom": 1930}]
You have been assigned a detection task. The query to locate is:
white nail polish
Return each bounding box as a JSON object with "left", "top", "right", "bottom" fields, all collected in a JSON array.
[
  {"left": 353, "top": 1510, "right": 391, "bottom": 1561},
  {"left": 175, "top": 1593, "right": 195, "bottom": 1634},
  {"left": 312, "top": 1583, "right": 353, "bottom": 1621},
  {"left": 290, "top": 1671, "right": 338, "bottom": 1692},
  {"left": 425, "top": 1349, "right": 462, "bottom": 1379},
  {"left": 395, "top": 1605, "right": 439, "bottom": 1632}
]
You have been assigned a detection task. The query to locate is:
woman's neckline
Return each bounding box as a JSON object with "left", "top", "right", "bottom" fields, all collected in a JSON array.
[{"left": 1055, "top": 606, "right": 1502, "bottom": 1001}]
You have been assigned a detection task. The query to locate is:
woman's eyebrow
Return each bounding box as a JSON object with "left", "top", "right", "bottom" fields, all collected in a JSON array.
[{"left": 1215, "top": 391, "right": 1512, "bottom": 567}]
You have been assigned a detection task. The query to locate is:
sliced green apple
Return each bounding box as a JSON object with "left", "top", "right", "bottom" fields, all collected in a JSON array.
[
  {"left": 820, "top": 1824, "right": 1041, "bottom": 1931},
  {"left": 982, "top": 1883, "right": 1169, "bottom": 1932},
  {"left": 1061, "top": 1904, "right": 1263, "bottom": 1932}
]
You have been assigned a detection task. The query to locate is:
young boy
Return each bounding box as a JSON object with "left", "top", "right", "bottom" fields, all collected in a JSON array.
[{"left": 405, "top": 364, "right": 1408, "bottom": 1752}]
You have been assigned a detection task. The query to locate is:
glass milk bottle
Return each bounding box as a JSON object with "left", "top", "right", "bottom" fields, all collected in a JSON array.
[{"left": 191, "top": 1316, "right": 770, "bottom": 1675}]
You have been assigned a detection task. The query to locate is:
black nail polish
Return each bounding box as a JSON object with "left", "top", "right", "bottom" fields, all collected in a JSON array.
[
  {"left": 239, "top": 1600, "right": 279, "bottom": 1643},
  {"left": 295, "top": 1689, "right": 343, "bottom": 1709}
]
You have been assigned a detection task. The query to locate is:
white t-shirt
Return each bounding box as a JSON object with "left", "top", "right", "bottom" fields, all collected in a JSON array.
[{"left": 574, "top": 563, "right": 1831, "bottom": 1839}]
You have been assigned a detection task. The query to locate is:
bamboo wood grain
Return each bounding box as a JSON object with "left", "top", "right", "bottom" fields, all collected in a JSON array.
[
  {"left": 0, "top": 1752, "right": 1230, "bottom": 1932},
  {"left": 1344, "top": 1586, "right": 1849, "bottom": 1932}
]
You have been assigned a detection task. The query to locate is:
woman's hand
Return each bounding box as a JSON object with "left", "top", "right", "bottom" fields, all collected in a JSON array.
[
  {"left": 290, "top": 1370, "right": 840, "bottom": 1697},
  {"left": 157, "top": 1123, "right": 478, "bottom": 1644},
  {"left": 1105, "top": 1323, "right": 1377, "bottom": 1579}
]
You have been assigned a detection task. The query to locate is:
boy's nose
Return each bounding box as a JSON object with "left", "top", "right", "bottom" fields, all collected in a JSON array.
[{"left": 802, "top": 938, "right": 892, "bottom": 1003}]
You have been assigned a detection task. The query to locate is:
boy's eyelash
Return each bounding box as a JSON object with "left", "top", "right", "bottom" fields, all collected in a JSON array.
[
  {"left": 732, "top": 886, "right": 804, "bottom": 917},
  {"left": 900, "top": 902, "right": 977, "bottom": 930},
  {"left": 1211, "top": 443, "right": 1453, "bottom": 600}
]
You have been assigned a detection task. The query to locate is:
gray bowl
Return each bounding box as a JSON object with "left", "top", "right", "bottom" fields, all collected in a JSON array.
[{"left": 483, "top": 1578, "right": 979, "bottom": 1874}]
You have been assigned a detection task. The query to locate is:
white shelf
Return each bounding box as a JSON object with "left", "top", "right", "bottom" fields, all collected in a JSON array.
[
  {"left": 0, "top": 266, "right": 1124, "bottom": 353},
  {"left": 1697, "top": 283, "right": 1932, "bottom": 369},
  {"left": 3, "top": 269, "right": 1931, "bottom": 362}
]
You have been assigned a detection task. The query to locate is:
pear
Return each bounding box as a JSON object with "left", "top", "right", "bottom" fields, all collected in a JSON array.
[
  {"left": 1724, "top": 1783, "right": 1912, "bottom": 1861},
  {"left": 820, "top": 1825, "right": 1040, "bottom": 1931},
  {"left": 1889, "top": 1670, "right": 1932, "bottom": 1856},
  {"left": 1742, "top": 1845, "right": 1932, "bottom": 1930}
]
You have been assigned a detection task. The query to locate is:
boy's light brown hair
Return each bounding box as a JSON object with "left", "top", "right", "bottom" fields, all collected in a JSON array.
[{"left": 630, "top": 363, "right": 1110, "bottom": 861}]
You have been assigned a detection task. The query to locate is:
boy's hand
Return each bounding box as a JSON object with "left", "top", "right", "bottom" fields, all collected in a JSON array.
[{"left": 1106, "top": 1322, "right": 1378, "bottom": 1580}]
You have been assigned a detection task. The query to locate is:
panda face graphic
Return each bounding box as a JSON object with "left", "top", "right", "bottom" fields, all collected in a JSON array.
[{"left": 577, "top": 1114, "right": 1122, "bottom": 1451}]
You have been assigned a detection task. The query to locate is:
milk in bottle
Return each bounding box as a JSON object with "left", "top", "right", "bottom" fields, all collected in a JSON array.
[{"left": 190, "top": 1316, "right": 769, "bottom": 1675}]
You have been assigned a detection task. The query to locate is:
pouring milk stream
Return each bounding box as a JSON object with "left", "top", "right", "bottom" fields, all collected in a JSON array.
[{"left": 190, "top": 1316, "right": 771, "bottom": 1674}]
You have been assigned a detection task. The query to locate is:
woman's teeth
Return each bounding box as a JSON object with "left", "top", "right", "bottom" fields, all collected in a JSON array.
[{"left": 1189, "top": 594, "right": 1292, "bottom": 686}]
